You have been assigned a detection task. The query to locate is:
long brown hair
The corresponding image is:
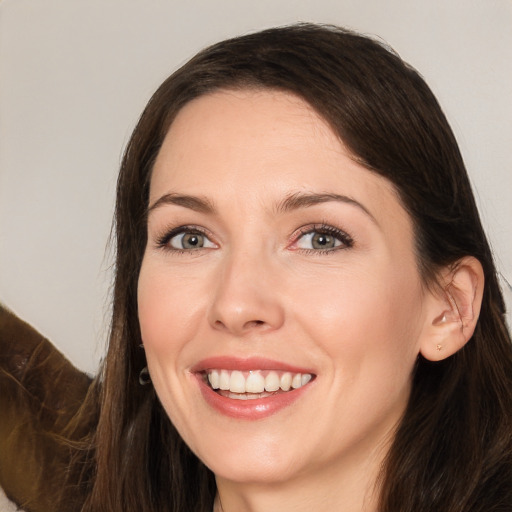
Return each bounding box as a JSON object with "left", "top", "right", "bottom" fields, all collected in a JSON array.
[{"left": 69, "top": 24, "right": 512, "bottom": 512}]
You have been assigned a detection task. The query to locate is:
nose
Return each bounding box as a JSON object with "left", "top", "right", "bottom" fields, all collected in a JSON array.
[{"left": 207, "top": 250, "right": 285, "bottom": 336}]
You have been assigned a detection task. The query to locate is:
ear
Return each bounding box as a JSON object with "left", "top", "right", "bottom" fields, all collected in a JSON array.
[{"left": 420, "top": 256, "right": 484, "bottom": 361}]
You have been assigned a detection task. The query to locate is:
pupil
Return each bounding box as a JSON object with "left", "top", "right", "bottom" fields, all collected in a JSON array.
[
  {"left": 183, "top": 233, "right": 203, "bottom": 248},
  {"left": 312, "top": 233, "right": 334, "bottom": 249}
]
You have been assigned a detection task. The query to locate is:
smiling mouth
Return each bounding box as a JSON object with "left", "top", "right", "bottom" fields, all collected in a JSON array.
[{"left": 204, "top": 369, "right": 314, "bottom": 400}]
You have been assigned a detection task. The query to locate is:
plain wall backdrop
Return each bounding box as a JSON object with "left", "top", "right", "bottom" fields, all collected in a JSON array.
[{"left": 1, "top": 0, "right": 511, "bottom": 374}]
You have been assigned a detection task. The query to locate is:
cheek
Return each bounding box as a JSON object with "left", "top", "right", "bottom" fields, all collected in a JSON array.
[
  {"left": 292, "top": 263, "right": 424, "bottom": 378},
  {"left": 137, "top": 258, "right": 206, "bottom": 354},
  {"left": 137, "top": 273, "right": 171, "bottom": 353},
  {"left": 137, "top": 260, "right": 203, "bottom": 427}
]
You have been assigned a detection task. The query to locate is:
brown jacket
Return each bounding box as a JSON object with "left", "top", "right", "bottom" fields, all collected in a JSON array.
[{"left": 0, "top": 304, "right": 94, "bottom": 511}]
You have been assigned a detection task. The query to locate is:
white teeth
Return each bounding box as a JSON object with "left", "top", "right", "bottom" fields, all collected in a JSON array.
[
  {"left": 206, "top": 369, "right": 313, "bottom": 395},
  {"left": 291, "top": 373, "right": 302, "bottom": 389},
  {"left": 209, "top": 369, "right": 220, "bottom": 389},
  {"left": 264, "top": 371, "right": 280, "bottom": 392},
  {"left": 246, "top": 371, "right": 265, "bottom": 393},
  {"left": 230, "top": 371, "right": 246, "bottom": 393},
  {"left": 226, "top": 391, "right": 273, "bottom": 400},
  {"left": 301, "top": 374, "right": 312, "bottom": 386},
  {"left": 280, "top": 372, "right": 292, "bottom": 391},
  {"left": 219, "top": 370, "right": 230, "bottom": 390}
]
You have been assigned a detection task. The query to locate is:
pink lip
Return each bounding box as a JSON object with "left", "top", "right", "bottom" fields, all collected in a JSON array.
[
  {"left": 191, "top": 356, "right": 314, "bottom": 374},
  {"left": 191, "top": 357, "right": 316, "bottom": 420}
]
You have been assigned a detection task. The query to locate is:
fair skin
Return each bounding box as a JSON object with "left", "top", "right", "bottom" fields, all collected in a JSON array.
[{"left": 137, "top": 89, "right": 481, "bottom": 512}]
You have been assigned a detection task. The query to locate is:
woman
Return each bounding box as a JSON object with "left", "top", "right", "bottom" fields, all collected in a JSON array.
[{"left": 52, "top": 23, "right": 512, "bottom": 511}]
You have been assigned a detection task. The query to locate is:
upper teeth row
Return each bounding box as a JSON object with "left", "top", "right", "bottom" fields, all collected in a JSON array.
[{"left": 207, "top": 369, "right": 312, "bottom": 394}]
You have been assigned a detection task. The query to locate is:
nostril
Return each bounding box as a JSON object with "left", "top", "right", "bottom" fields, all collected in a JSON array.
[
  {"left": 245, "top": 320, "right": 266, "bottom": 329},
  {"left": 212, "top": 318, "right": 267, "bottom": 334}
]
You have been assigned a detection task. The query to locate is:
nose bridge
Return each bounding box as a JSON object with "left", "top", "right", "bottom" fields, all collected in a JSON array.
[{"left": 208, "top": 241, "right": 285, "bottom": 335}]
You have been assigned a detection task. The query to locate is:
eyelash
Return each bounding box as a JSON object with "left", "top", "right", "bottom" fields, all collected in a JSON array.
[
  {"left": 154, "top": 223, "right": 354, "bottom": 254},
  {"left": 155, "top": 225, "right": 213, "bottom": 254},
  {"left": 292, "top": 223, "right": 354, "bottom": 254}
]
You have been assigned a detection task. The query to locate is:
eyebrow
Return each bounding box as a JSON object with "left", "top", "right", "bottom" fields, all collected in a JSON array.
[
  {"left": 147, "top": 191, "right": 376, "bottom": 224},
  {"left": 275, "top": 192, "right": 377, "bottom": 223},
  {"left": 147, "top": 193, "right": 216, "bottom": 215}
]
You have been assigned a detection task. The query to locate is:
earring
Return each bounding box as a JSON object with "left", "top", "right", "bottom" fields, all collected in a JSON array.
[
  {"left": 139, "top": 366, "right": 151, "bottom": 386},
  {"left": 436, "top": 344, "right": 443, "bottom": 352}
]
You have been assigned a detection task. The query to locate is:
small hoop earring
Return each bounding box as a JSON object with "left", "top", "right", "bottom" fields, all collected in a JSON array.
[{"left": 139, "top": 366, "right": 151, "bottom": 385}]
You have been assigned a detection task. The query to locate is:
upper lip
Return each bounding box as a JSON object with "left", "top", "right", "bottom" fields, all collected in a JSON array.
[{"left": 190, "top": 356, "right": 315, "bottom": 375}]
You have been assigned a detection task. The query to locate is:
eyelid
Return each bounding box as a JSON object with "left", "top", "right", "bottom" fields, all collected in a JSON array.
[
  {"left": 154, "top": 224, "right": 217, "bottom": 251},
  {"left": 289, "top": 223, "right": 354, "bottom": 252},
  {"left": 152, "top": 222, "right": 352, "bottom": 253}
]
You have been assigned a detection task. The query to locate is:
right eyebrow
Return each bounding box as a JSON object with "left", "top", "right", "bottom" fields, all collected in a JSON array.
[
  {"left": 147, "top": 193, "right": 216, "bottom": 215},
  {"left": 275, "top": 191, "right": 378, "bottom": 225}
]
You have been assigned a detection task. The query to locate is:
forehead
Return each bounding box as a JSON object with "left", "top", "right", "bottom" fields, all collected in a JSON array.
[
  {"left": 152, "top": 89, "right": 341, "bottom": 189},
  {"left": 150, "top": 89, "right": 408, "bottom": 229}
]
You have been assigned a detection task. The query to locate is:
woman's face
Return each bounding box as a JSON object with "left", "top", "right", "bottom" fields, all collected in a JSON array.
[{"left": 138, "top": 89, "right": 430, "bottom": 487}]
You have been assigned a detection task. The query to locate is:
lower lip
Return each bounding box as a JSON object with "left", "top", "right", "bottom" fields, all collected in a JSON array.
[{"left": 195, "top": 375, "right": 312, "bottom": 420}]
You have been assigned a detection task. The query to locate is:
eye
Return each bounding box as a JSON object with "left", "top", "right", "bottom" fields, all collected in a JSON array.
[
  {"left": 170, "top": 232, "right": 211, "bottom": 250},
  {"left": 157, "top": 227, "right": 217, "bottom": 251},
  {"left": 297, "top": 232, "right": 340, "bottom": 250},
  {"left": 292, "top": 224, "right": 353, "bottom": 252}
]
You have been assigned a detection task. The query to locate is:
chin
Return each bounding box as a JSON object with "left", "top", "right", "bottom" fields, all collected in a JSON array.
[{"left": 191, "top": 430, "right": 305, "bottom": 484}]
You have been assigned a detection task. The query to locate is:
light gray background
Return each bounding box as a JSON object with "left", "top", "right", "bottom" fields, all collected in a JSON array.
[{"left": 1, "top": 0, "right": 511, "bottom": 374}]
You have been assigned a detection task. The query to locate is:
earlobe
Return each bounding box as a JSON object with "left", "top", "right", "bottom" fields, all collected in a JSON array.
[{"left": 420, "top": 257, "right": 484, "bottom": 362}]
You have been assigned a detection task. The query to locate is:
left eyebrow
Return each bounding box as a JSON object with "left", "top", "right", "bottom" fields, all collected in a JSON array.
[
  {"left": 275, "top": 192, "right": 377, "bottom": 224},
  {"left": 147, "top": 193, "right": 216, "bottom": 215}
]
